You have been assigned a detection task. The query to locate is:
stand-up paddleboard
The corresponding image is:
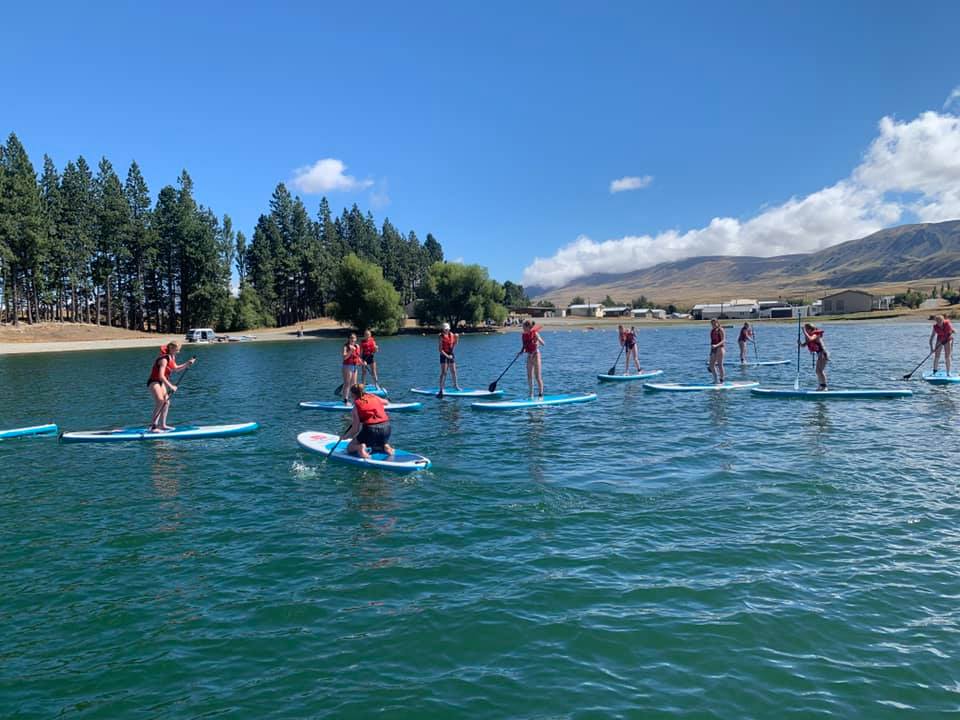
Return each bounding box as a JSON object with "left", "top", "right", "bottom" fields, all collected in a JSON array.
[
  {"left": 60, "top": 422, "right": 259, "bottom": 444},
  {"left": 644, "top": 381, "right": 760, "bottom": 392},
  {"left": 296, "top": 431, "right": 431, "bottom": 473},
  {"left": 0, "top": 423, "right": 58, "bottom": 440},
  {"left": 410, "top": 387, "right": 504, "bottom": 397},
  {"left": 750, "top": 388, "right": 912, "bottom": 399},
  {"left": 299, "top": 400, "right": 422, "bottom": 411},
  {"left": 738, "top": 360, "right": 791, "bottom": 367},
  {"left": 597, "top": 370, "right": 664, "bottom": 382},
  {"left": 471, "top": 392, "right": 597, "bottom": 410},
  {"left": 922, "top": 371, "right": 960, "bottom": 385},
  {"left": 359, "top": 385, "right": 388, "bottom": 397}
]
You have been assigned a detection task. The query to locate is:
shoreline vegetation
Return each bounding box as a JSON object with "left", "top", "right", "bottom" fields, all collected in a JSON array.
[{"left": 0, "top": 304, "right": 947, "bottom": 356}]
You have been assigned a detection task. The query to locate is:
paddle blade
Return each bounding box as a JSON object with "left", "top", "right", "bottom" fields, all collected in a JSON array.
[
  {"left": 487, "top": 381, "right": 498, "bottom": 392},
  {"left": 607, "top": 365, "right": 617, "bottom": 376},
  {"left": 333, "top": 383, "right": 344, "bottom": 398}
]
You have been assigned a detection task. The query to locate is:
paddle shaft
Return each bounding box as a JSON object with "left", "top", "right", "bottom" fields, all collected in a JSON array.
[
  {"left": 608, "top": 345, "right": 625, "bottom": 376},
  {"left": 903, "top": 343, "right": 940, "bottom": 380},
  {"left": 489, "top": 351, "right": 522, "bottom": 392}
]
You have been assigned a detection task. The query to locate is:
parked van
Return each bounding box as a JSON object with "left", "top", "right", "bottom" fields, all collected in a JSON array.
[{"left": 185, "top": 328, "right": 217, "bottom": 343}]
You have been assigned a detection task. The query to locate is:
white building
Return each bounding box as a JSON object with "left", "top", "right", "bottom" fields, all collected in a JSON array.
[
  {"left": 692, "top": 299, "right": 759, "bottom": 320},
  {"left": 601, "top": 305, "right": 632, "bottom": 318},
  {"left": 567, "top": 303, "right": 604, "bottom": 318},
  {"left": 632, "top": 308, "right": 666, "bottom": 319}
]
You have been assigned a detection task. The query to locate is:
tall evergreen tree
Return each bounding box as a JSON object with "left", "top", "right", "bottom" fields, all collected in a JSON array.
[{"left": 0, "top": 133, "right": 43, "bottom": 325}]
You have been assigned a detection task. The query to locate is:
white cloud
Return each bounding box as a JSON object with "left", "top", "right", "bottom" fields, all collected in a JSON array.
[
  {"left": 290, "top": 158, "right": 373, "bottom": 194},
  {"left": 610, "top": 175, "right": 653, "bottom": 193},
  {"left": 523, "top": 109, "right": 960, "bottom": 288},
  {"left": 944, "top": 86, "right": 960, "bottom": 111}
]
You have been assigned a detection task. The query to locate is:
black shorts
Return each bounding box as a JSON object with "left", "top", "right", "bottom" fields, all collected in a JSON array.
[
  {"left": 357, "top": 421, "right": 391, "bottom": 449},
  {"left": 624, "top": 341, "right": 636, "bottom": 350},
  {"left": 362, "top": 354, "right": 376, "bottom": 365},
  {"left": 440, "top": 353, "right": 455, "bottom": 365}
]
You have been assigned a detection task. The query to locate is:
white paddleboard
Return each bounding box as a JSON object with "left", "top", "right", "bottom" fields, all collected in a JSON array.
[
  {"left": 296, "top": 431, "right": 431, "bottom": 472},
  {"left": 738, "top": 360, "right": 791, "bottom": 367},
  {"left": 410, "top": 387, "right": 504, "bottom": 397},
  {"left": 0, "top": 423, "right": 58, "bottom": 440},
  {"left": 644, "top": 381, "right": 760, "bottom": 392},
  {"left": 471, "top": 393, "right": 598, "bottom": 410},
  {"left": 60, "top": 422, "right": 259, "bottom": 443},
  {"left": 922, "top": 371, "right": 960, "bottom": 385},
  {"left": 597, "top": 370, "right": 664, "bottom": 382},
  {"left": 751, "top": 388, "right": 912, "bottom": 399},
  {"left": 299, "top": 401, "right": 422, "bottom": 411}
]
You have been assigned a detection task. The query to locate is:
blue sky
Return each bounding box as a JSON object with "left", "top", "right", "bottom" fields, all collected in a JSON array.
[{"left": 3, "top": 1, "right": 960, "bottom": 288}]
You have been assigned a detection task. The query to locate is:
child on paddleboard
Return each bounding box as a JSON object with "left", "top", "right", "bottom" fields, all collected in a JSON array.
[
  {"left": 437, "top": 322, "right": 460, "bottom": 397},
  {"left": 801, "top": 323, "right": 829, "bottom": 390},
  {"left": 344, "top": 384, "right": 394, "bottom": 459},
  {"left": 738, "top": 322, "right": 753, "bottom": 364},
  {"left": 146, "top": 341, "right": 196, "bottom": 432},
  {"left": 359, "top": 330, "right": 381, "bottom": 389},
  {"left": 619, "top": 325, "right": 641, "bottom": 374},
  {"left": 522, "top": 320, "right": 545, "bottom": 398},
  {"left": 708, "top": 318, "right": 725, "bottom": 384},
  {"left": 930, "top": 315, "right": 955, "bottom": 375},
  {"left": 341, "top": 333, "right": 364, "bottom": 403}
]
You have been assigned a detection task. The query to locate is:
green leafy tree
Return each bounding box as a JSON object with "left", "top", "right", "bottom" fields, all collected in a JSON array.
[
  {"left": 502, "top": 280, "right": 529, "bottom": 307},
  {"left": 327, "top": 253, "right": 404, "bottom": 334},
  {"left": 601, "top": 294, "right": 619, "bottom": 307},
  {"left": 417, "top": 262, "right": 508, "bottom": 328},
  {"left": 570, "top": 295, "right": 586, "bottom": 305}
]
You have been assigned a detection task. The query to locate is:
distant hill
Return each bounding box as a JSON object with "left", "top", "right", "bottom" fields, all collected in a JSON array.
[{"left": 528, "top": 220, "right": 960, "bottom": 305}]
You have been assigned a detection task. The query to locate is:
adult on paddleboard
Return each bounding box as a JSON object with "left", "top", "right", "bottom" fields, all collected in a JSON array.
[
  {"left": 930, "top": 314, "right": 955, "bottom": 375},
  {"left": 341, "top": 333, "right": 364, "bottom": 403},
  {"left": 437, "top": 322, "right": 461, "bottom": 397},
  {"left": 343, "top": 384, "right": 394, "bottom": 458},
  {"left": 738, "top": 322, "right": 753, "bottom": 364},
  {"left": 800, "top": 322, "right": 829, "bottom": 390},
  {"left": 619, "top": 324, "right": 641, "bottom": 374},
  {"left": 522, "top": 319, "right": 545, "bottom": 398},
  {"left": 359, "top": 330, "right": 381, "bottom": 389},
  {"left": 708, "top": 318, "right": 725, "bottom": 384},
  {"left": 146, "top": 341, "right": 196, "bottom": 432}
]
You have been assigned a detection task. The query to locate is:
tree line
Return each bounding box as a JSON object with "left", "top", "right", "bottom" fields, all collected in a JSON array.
[{"left": 0, "top": 132, "right": 446, "bottom": 332}]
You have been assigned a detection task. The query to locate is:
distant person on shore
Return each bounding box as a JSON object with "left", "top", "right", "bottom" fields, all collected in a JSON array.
[
  {"left": 359, "top": 330, "right": 381, "bottom": 389},
  {"left": 522, "top": 319, "right": 545, "bottom": 398},
  {"left": 437, "top": 322, "right": 460, "bottom": 397},
  {"left": 930, "top": 314, "right": 955, "bottom": 375},
  {"left": 618, "top": 324, "right": 641, "bottom": 374},
  {"left": 344, "top": 384, "right": 394, "bottom": 459},
  {"left": 341, "top": 333, "right": 363, "bottom": 403},
  {"left": 738, "top": 322, "right": 753, "bottom": 364},
  {"left": 146, "top": 341, "right": 196, "bottom": 432},
  {"left": 800, "top": 323, "right": 829, "bottom": 390},
  {"left": 708, "top": 318, "right": 725, "bottom": 384}
]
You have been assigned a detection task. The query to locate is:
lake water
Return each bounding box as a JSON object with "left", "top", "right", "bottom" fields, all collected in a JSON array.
[{"left": 2, "top": 322, "right": 958, "bottom": 718}]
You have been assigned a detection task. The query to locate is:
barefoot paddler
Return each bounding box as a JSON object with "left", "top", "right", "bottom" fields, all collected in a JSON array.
[
  {"left": 930, "top": 314, "right": 955, "bottom": 375},
  {"left": 146, "top": 341, "right": 196, "bottom": 432},
  {"left": 343, "top": 384, "right": 395, "bottom": 459},
  {"left": 800, "top": 323, "right": 829, "bottom": 390},
  {"left": 437, "top": 323, "right": 460, "bottom": 397},
  {"left": 522, "top": 320, "right": 545, "bottom": 398},
  {"left": 708, "top": 318, "right": 725, "bottom": 384}
]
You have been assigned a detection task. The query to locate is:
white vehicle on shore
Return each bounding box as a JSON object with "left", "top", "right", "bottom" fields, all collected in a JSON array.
[{"left": 185, "top": 328, "right": 218, "bottom": 343}]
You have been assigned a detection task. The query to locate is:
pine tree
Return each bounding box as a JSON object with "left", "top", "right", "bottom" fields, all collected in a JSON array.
[{"left": 0, "top": 133, "right": 43, "bottom": 325}]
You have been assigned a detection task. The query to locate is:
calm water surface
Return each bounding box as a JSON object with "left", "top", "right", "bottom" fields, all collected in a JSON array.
[{"left": 2, "top": 322, "right": 958, "bottom": 718}]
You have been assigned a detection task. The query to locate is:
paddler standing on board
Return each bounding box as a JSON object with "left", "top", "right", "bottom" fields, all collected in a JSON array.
[
  {"left": 708, "top": 318, "right": 725, "bottom": 384},
  {"left": 437, "top": 322, "right": 460, "bottom": 398},
  {"left": 343, "top": 384, "right": 394, "bottom": 458},
  {"left": 619, "top": 324, "right": 641, "bottom": 374},
  {"left": 146, "top": 341, "right": 196, "bottom": 432},
  {"left": 930, "top": 314, "right": 955, "bottom": 375},
  {"left": 738, "top": 322, "right": 753, "bottom": 364},
  {"left": 341, "top": 333, "right": 364, "bottom": 404},
  {"left": 522, "top": 319, "right": 545, "bottom": 398},
  {"left": 800, "top": 322, "right": 829, "bottom": 390},
  {"left": 359, "top": 329, "right": 381, "bottom": 390}
]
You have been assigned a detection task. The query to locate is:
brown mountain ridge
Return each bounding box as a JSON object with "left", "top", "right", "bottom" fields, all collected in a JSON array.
[{"left": 529, "top": 220, "right": 960, "bottom": 306}]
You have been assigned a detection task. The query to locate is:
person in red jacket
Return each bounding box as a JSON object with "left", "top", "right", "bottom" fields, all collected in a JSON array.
[
  {"left": 619, "top": 324, "right": 641, "bottom": 374},
  {"left": 359, "top": 330, "right": 381, "bottom": 389},
  {"left": 344, "top": 384, "right": 394, "bottom": 458},
  {"left": 930, "top": 314, "right": 955, "bottom": 375},
  {"left": 146, "top": 341, "right": 196, "bottom": 431},
  {"left": 341, "top": 333, "right": 364, "bottom": 403},
  {"left": 437, "top": 322, "right": 461, "bottom": 397},
  {"left": 737, "top": 322, "right": 753, "bottom": 364},
  {"left": 708, "top": 318, "right": 725, "bottom": 384},
  {"left": 522, "top": 320, "right": 545, "bottom": 398},
  {"left": 800, "top": 323, "right": 830, "bottom": 390}
]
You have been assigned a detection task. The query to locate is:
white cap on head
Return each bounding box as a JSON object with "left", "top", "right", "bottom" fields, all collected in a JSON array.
[{"left": 442, "top": 322, "right": 451, "bottom": 330}]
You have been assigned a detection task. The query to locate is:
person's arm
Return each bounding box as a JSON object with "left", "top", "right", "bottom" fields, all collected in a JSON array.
[
  {"left": 342, "top": 344, "right": 350, "bottom": 360},
  {"left": 343, "top": 409, "right": 361, "bottom": 440},
  {"left": 537, "top": 333, "right": 545, "bottom": 347},
  {"left": 930, "top": 328, "right": 938, "bottom": 350}
]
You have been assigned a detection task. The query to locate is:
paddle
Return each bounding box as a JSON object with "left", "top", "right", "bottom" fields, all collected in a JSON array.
[
  {"left": 903, "top": 344, "right": 938, "bottom": 380},
  {"left": 488, "top": 351, "right": 522, "bottom": 392},
  {"left": 794, "top": 311, "right": 801, "bottom": 391},
  {"left": 607, "top": 345, "right": 625, "bottom": 376},
  {"left": 752, "top": 329, "right": 759, "bottom": 363}
]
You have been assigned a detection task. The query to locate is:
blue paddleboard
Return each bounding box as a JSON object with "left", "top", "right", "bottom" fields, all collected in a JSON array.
[
  {"left": 738, "top": 360, "right": 791, "bottom": 367},
  {"left": 750, "top": 388, "right": 912, "bottom": 399},
  {"left": 60, "top": 422, "right": 259, "bottom": 443},
  {"left": 0, "top": 423, "right": 58, "bottom": 440},
  {"left": 297, "top": 431, "right": 431, "bottom": 473},
  {"left": 597, "top": 370, "right": 664, "bottom": 382},
  {"left": 471, "top": 393, "right": 597, "bottom": 410},
  {"left": 644, "top": 381, "right": 759, "bottom": 392},
  {"left": 299, "top": 400, "right": 422, "bottom": 411},
  {"left": 922, "top": 371, "right": 960, "bottom": 385},
  {"left": 410, "top": 387, "right": 504, "bottom": 397}
]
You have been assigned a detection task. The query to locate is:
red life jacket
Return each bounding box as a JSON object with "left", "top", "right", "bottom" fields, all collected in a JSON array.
[
  {"left": 806, "top": 329, "right": 824, "bottom": 353},
  {"left": 440, "top": 332, "right": 457, "bottom": 354},
  {"left": 623, "top": 330, "right": 637, "bottom": 345},
  {"left": 354, "top": 394, "right": 388, "bottom": 425},
  {"left": 522, "top": 326, "right": 541, "bottom": 353},
  {"left": 710, "top": 327, "right": 723, "bottom": 345},
  {"left": 738, "top": 327, "right": 751, "bottom": 342},
  {"left": 343, "top": 344, "right": 362, "bottom": 365},
  {"left": 934, "top": 320, "right": 954, "bottom": 342},
  {"left": 148, "top": 348, "right": 174, "bottom": 383},
  {"left": 360, "top": 337, "right": 377, "bottom": 355}
]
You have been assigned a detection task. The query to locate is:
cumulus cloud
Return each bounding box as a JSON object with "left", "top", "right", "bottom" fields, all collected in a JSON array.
[
  {"left": 523, "top": 109, "right": 960, "bottom": 288},
  {"left": 290, "top": 158, "right": 373, "bottom": 194},
  {"left": 944, "top": 86, "right": 960, "bottom": 111},
  {"left": 610, "top": 175, "right": 653, "bottom": 193}
]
